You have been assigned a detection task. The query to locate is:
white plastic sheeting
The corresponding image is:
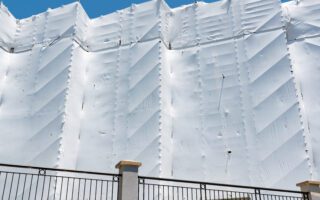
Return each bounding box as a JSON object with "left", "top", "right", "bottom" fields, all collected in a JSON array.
[
  {"left": 283, "top": 0, "right": 320, "bottom": 181},
  {"left": 0, "top": 0, "right": 319, "bottom": 189}
]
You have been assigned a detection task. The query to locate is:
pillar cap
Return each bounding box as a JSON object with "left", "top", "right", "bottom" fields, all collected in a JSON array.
[
  {"left": 297, "top": 180, "right": 320, "bottom": 187},
  {"left": 115, "top": 160, "right": 142, "bottom": 169}
]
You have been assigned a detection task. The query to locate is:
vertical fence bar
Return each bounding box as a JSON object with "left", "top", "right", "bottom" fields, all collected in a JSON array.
[
  {"left": 8, "top": 173, "right": 14, "bottom": 200},
  {"left": 14, "top": 173, "right": 21, "bottom": 200},
  {"left": 255, "top": 189, "right": 261, "bottom": 200},
  {"left": 28, "top": 174, "right": 34, "bottom": 200},
  {"left": 200, "top": 184, "right": 206, "bottom": 200},
  {"left": 2, "top": 172, "right": 8, "bottom": 199}
]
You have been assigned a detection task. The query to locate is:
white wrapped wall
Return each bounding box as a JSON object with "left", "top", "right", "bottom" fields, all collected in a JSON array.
[
  {"left": 284, "top": 0, "right": 320, "bottom": 180},
  {"left": 0, "top": 0, "right": 319, "bottom": 189}
]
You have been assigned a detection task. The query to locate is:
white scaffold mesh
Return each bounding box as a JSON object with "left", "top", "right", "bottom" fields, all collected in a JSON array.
[{"left": 0, "top": 0, "right": 319, "bottom": 189}]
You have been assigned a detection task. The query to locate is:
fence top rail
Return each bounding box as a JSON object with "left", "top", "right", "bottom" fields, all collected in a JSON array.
[
  {"left": 138, "top": 176, "right": 306, "bottom": 195},
  {"left": 0, "top": 162, "right": 120, "bottom": 177}
]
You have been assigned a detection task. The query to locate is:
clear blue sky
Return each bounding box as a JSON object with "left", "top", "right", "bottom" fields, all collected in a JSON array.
[{"left": 2, "top": 0, "right": 291, "bottom": 19}]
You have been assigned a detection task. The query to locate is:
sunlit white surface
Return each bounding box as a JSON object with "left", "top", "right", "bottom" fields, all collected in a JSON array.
[{"left": 0, "top": 0, "right": 319, "bottom": 189}]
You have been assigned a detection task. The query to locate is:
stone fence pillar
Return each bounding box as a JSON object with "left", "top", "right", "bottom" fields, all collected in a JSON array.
[
  {"left": 297, "top": 181, "right": 320, "bottom": 200},
  {"left": 116, "top": 160, "right": 142, "bottom": 200}
]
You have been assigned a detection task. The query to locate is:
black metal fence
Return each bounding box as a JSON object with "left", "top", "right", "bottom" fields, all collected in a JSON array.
[
  {"left": 0, "top": 163, "right": 119, "bottom": 200},
  {"left": 0, "top": 163, "right": 310, "bottom": 200},
  {"left": 138, "top": 176, "right": 309, "bottom": 200}
]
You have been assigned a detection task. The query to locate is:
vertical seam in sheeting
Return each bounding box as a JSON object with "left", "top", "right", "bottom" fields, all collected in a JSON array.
[
  {"left": 56, "top": 4, "right": 78, "bottom": 169},
  {"left": 158, "top": 1, "right": 164, "bottom": 176},
  {"left": 112, "top": 10, "right": 122, "bottom": 168},
  {"left": 239, "top": 2, "right": 260, "bottom": 186},
  {"left": 232, "top": 0, "right": 253, "bottom": 185},
  {"left": 193, "top": 2, "right": 206, "bottom": 179},
  {"left": 126, "top": 6, "right": 133, "bottom": 156},
  {"left": 279, "top": 0, "right": 315, "bottom": 179},
  {"left": 158, "top": 0, "right": 174, "bottom": 178}
]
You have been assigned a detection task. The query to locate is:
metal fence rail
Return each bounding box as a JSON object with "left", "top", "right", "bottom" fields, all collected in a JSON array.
[
  {"left": 0, "top": 163, "right": 119, "bottom": 200},
  {"left": 0, "top": 162, "right": 311, "bottom": 200},
  {"left": 138, "top": 176, "right": 309, "bottom": 200}
]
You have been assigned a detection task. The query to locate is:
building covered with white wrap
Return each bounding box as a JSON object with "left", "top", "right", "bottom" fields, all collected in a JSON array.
[{"left": 0, "top": 0, "right": 319, "bottom": 189}]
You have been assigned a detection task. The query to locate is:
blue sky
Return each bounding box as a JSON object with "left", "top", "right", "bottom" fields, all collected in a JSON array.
[{"left": 2, "top": 0, "right": 291, "bottom": 19}]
